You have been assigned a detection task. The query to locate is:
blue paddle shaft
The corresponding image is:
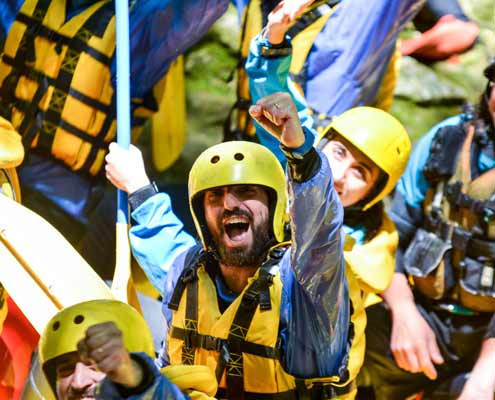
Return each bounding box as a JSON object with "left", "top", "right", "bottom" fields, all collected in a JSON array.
[{"left": 115, "top": 0, "right": 131, "bottom": 224}]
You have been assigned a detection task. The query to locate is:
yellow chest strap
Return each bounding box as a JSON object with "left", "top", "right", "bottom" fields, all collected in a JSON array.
[
  {"left": 1, "top": 0, "right": 116, "bottom": 171},
  {"left": 168, "top": 248, "right": 284, "bottom": 397}
]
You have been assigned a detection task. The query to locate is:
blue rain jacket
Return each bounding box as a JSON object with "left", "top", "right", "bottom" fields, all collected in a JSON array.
[
  {"left": 97, "top": 353, "right": 190, "bottom": 399},
  {"left": 1, "top": 0, "right": 229, "bottom": 223},
  {"left": 246, "top": 0, "right": 424, "bottom": 165},
  {"left": 390, "top": 114, "right": 495, "bottom": 273},
  {"left": 129, "top": 148, "right": 350, "bottom": 378}
]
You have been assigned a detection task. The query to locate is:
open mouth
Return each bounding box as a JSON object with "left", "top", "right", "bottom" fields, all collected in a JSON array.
[{"left": 223, "top": 216, "right": 250, "bottom": 241}]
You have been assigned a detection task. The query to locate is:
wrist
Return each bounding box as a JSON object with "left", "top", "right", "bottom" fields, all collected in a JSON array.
[
  {"left": 128, "top": 177, "right": 151, "bottom": 195},
  {"left": 128, "top": 181, "right": 159, "bottom": 211},
  {"left": 259, "top": 28, "right": 291, "bottom": 57},
  {"left": 263, "top": 24, "right": 286, "bottom": 45}
]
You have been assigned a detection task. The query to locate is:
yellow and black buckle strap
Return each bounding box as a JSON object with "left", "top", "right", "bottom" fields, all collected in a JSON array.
[
  {"left": 14, "top": 14, "right": 112, "bottom": 66},
  {"left": 295, "top": 379, "right": 356, "bottom": 400},
  {"left": 0, "top": 0, "right": 50, "bottom": 127},
  {"left": 1, "top": 56, "right": 113, "bottom": 116},
  {"left": 181, "top": 274, "right": 199, "bottom": 366},
  {"left": 37, "top": 2, "right": 114, "bottom": 155},
  {"left": 223, "top": 266, "right": 276, "bottom": 399},
  {"left": 170, "top": 327, "right": 280, "bottom": 359}
]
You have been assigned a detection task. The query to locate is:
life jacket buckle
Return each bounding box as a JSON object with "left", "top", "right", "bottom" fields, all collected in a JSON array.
[{"left": 201, "top": 334, "right": 222, "bottom": 352}]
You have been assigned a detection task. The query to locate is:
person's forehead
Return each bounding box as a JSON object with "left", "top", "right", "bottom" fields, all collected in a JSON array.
[
  {"left": 204, "top": 184, "right": 265, "bottom": 192},
  {"left": 329, "top": 135, "right": 378, "bottom": 170},
  {"left": 55, "top": 352, "right": 80, "bottom": 367}
]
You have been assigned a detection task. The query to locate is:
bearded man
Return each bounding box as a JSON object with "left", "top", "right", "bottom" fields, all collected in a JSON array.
[{"left": 105, "top": 92, "right": 360, "bottom": 399}]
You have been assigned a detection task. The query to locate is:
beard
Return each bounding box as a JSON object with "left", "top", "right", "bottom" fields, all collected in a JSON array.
[{"left": 211, "top": 210, "right": 272, "bottom": 268}]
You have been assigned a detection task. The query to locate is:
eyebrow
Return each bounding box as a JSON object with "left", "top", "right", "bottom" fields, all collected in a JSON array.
[{"left": 358, "top": 161, "right": 374, "bottom": 178}]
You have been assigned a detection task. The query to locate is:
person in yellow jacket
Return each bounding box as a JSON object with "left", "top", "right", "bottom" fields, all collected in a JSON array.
[
  {"left": 227, "top": 0, "right": 423, "bottom": 152},
  {"left": 0, "top": 0, "right": 230, "bottom": 278},
  {"left": 32, "top": 299, "right": 218, "bottom": 400},
  {"left": 106, "top": 91, "right": 358, "bottom": 398},
  {"left": 246, "top": 0, "right": 412, "bottom": 311}
]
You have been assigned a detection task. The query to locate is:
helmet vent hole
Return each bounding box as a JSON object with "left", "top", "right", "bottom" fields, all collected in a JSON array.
[
  {"left": 74, "top": 315, "right": 84, "bottom": 324},
  {"left": 397, "top": 147, "right": 401, "bottom": 155},
  {"left": 210, "top": 155, "right": 220, "bottom": 164},
  {"left": 52, "top": 321, "right": 60, "bottom": 331},
  {"left": 234, "top": 153, "right": 244, "bottom": 161}
]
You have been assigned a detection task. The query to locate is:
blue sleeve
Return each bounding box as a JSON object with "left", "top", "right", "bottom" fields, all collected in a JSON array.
[
  {"left": 246, "top": 34, "right": 316, "bottom": 166},
  {"left": 97, "top": 353, "right": 190, "bottom": 399},
  {"left": 126, "top": 0, "right": 230, "bottom": 98},
  {"left": 280, "top": 151, "right": 349, "bottom": 378},
  {"left": 129, "top": 193, "right": 197, "bottom": 292},
  {"left": 0, "top": 0, "right": 22, "bottom": 45},
  {"left": 305, "top": 0, "right": 424, "bottom": 115}
]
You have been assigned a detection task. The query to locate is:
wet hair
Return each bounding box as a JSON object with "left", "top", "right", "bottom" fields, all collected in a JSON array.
[
  {"left": 343, "top": 170, "right": 387, "bottom": 242},
  {"left": 319, "top": 132, "right": 388, "bottom": 242}
]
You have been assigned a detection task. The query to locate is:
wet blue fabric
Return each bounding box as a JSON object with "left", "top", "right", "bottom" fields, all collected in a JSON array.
[
  {"left": 97, "top": 353, "right": 190, "bottom": 399},
  {"left": 304, "top": 0, "right": 424, "bottom": 115},
  {"left": 130, "top": 150, "right": 349, "bottom": 378},
  {"left": 246, "top": 0, "right": 423, "bottom": 165},
  {"left": 0, "top": 1, "right": 230, "bottom": 99}
]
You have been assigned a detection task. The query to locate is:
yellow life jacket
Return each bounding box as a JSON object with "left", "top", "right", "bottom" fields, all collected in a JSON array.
[
  {"left": 0, "top": 0, "right": 158, "bottom": 176},
  {"left": 167, "top": 247, "right": 363, "bottom": 399},
  {"left": 344, "top": 213, "right": 398, "bottom": 308},
  {"left": 0, "top": 116, "right": 23, "bottom": 202},
  {"left": 409, "top": 123, "right": 495, "bottom": 312},
  {"left": 151, "top": 56, "right": 187, "bottom": 173},
  {"left": 228, "top": 0, "right": 399, "bottom": 139}
]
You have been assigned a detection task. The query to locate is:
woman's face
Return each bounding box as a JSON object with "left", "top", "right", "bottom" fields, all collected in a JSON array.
[{"left": 322, "top": 136, "right": 381, "bottom": 208}]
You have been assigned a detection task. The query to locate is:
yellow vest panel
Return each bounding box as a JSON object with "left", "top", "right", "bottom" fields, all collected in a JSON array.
[{"left": 0, "top": 0, "right": 156, "bottom": 176}]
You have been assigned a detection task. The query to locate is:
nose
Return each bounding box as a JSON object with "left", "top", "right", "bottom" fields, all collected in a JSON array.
[
  {"left": 223, "top": 189, "right": 242, "bottom": 210},
  {"left": 331, "top": 162, "right": 347, "bottom": 191},
  {"left": 70, "top": 362, "right": 96, "bottom": 391}
]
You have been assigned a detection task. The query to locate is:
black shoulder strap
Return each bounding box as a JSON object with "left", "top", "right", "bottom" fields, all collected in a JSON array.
[
  {"left": 167, "top": 244, "right": 203, "bottom": 311},
  {"left": 423, "top": 122, "right": 467, "bottom": 184},
  {"left": 223, "top": 247, "right": 287, "bottom": 399},
  {"left": 286, "top": 0, "right": 340, "bottom": 39}
]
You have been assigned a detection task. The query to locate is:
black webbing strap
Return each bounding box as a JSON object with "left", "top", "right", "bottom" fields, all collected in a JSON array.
[
  {"left": 167, "top": 246, "right": 204, "bottom": 365},
  {"left": 0, "top": 57, "right": 112, "bottom": 114},
  {"left": 445, "top": 181, "right": 495, "bottom": 218},
  {"left": 223, "top": 250, "right": 283, "bottom": 400},
  {"left": 37, "top": 2, "right": 114, "bottom": 155},
  {"left": 14, "top": 13, "right": 112, "bottom": 65},
  {"left": 286, "top": 0, "right": 339, "bottom": 39},
  {"left": 169, "top": 326, "right": 279, "bottom": 359},
  {"left": 80, "top": 92, "right": 116, "bottom": 173},
  {"left": 181, "top": 276, "right": 198, "bottom": 365},
  {"left": 0, "top": 0, "right": 50, "bottom": 141},
  {"left": 295, "top": 379, "right": 356, "bottom": 400},
  {"left": 216, "top": 380, "right": 355, "bottom": 399},
  {"left": 216, "top": 388, "right": 298, "bottom": 400},
  {"left": 168, "top": 246, "right": 203, "bottom": 311}
]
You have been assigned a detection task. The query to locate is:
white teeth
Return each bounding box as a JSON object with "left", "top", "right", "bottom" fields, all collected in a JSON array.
[{"left": 224, "top": 216, "right": 248, "bottom": 225}]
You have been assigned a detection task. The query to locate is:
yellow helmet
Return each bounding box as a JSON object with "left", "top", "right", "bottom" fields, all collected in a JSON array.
[
  {"left": 188, "top": 141, "right": 287, "bottom": 247},
  {"left": 39, "top": 300, "right": 154, "bottom": 395},
  {"left": 319, "top": 107, "right": 411, "bottom": 210}
]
